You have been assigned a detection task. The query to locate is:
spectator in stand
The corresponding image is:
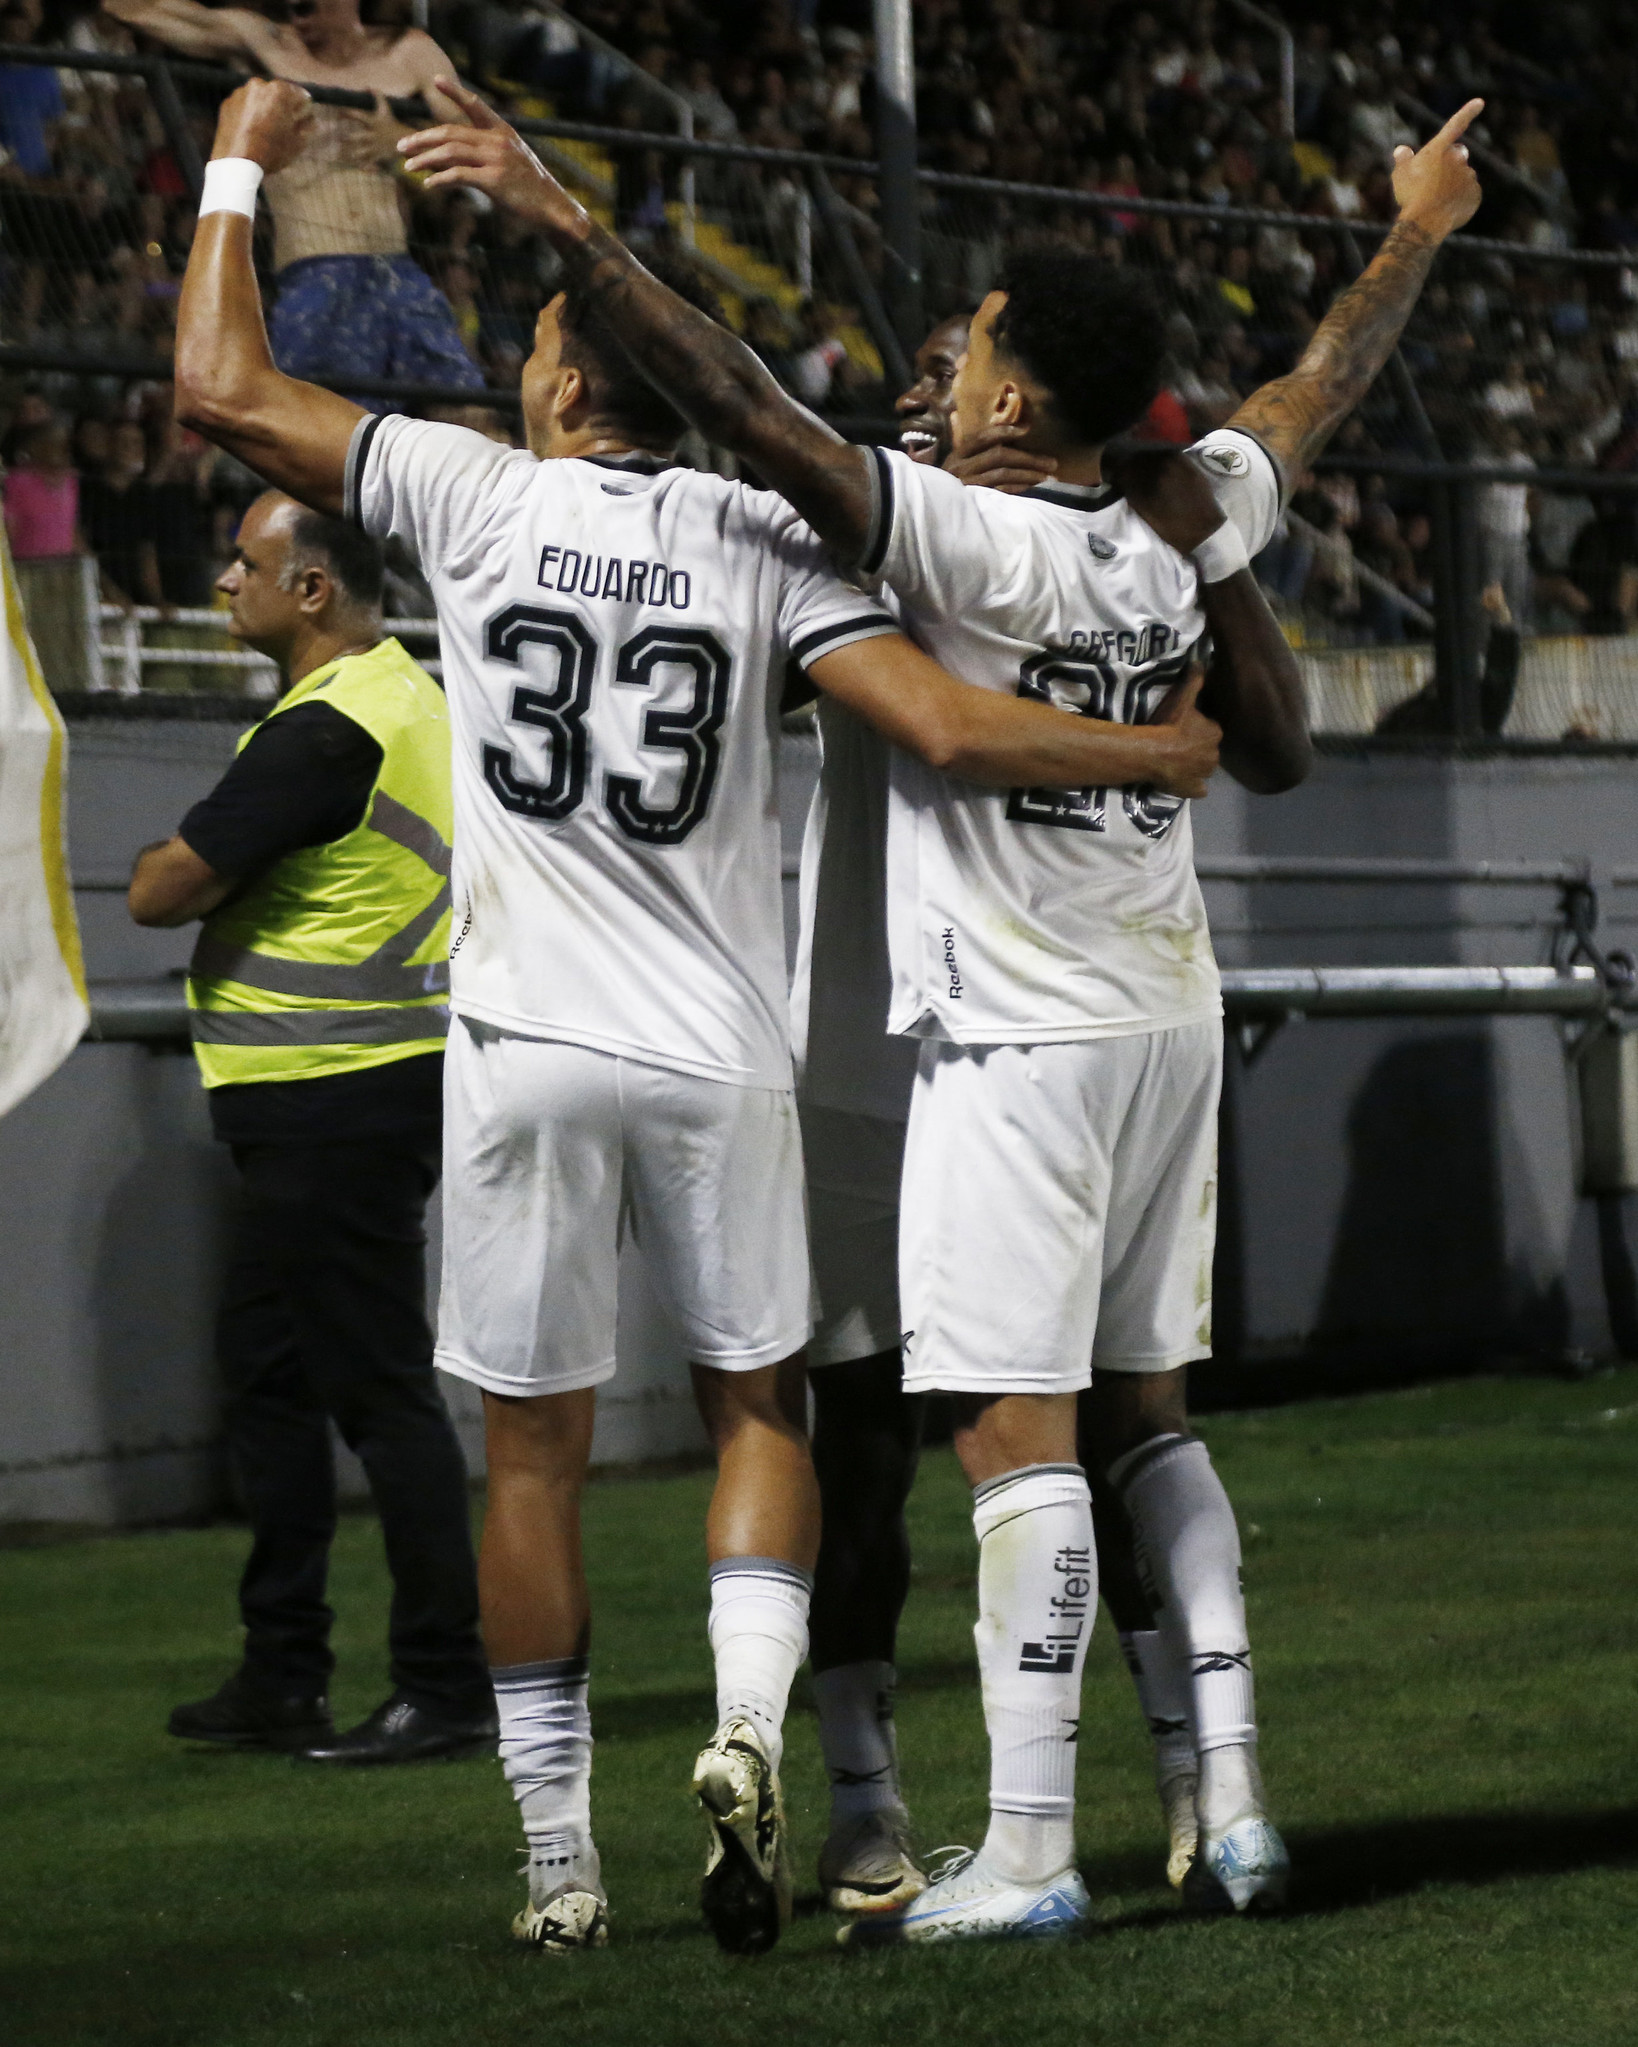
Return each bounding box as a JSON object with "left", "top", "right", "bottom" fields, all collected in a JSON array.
[
  {"left": 81, "top": 416, "right": 161, "bottom": 611},
  {"left": 102, "top": 0, "right": 484, "bottom": 405},
  {"left": 786, "top": 299, "right": 857, "bottom": 409},
  {"left": 1483, "top": 356, "right": 1536, "bottom": 423},
  {"left": 3, "top": 418, "right": 79, "bottom": 562},
  {"left": 1568, "top": 500, "right": 1638, "bottom": 636},
  {"left": 0, "top": 3, "right": 62, "bottom": 175},
  {"left": 1477, "top": 420, "right": 1536, "bottom": 628}
]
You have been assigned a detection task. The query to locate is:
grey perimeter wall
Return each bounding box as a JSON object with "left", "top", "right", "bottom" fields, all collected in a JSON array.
[{"left": 4, "top": 716, "right": 1635, "bottom": 1526}]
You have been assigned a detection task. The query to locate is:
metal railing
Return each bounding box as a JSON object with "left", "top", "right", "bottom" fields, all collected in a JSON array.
[{"left": 90, "top": 605, "right": 441, "bottom": 696}]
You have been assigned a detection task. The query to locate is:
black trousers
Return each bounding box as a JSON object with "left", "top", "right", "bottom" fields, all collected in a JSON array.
[{"left": 218, "top": 1130, "right": 488, "bottom": 1714}]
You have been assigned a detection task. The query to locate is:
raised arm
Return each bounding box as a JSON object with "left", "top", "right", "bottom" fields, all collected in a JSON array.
[
  {"left": 173, "top": 80, "right": 366, "bottom": 514},
  {"left": 101, "top": 0, "right": 280, "bottom": 67},
  {"left": 399, "top": 79, "right": 877, "bottom": 559},
  {"left": 1227, "top": 101, "right": 1484, "bottom": 478},
  {"left": 1106, "top": 443, "right": 1311, "bottom": 793},
  {"left": 809, "top": 635, "right": 1220, "bottom": 799}
]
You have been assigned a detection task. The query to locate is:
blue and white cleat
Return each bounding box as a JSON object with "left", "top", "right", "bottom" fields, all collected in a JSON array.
[
  {"left": 1181, "top": 1812, "right": 1290, "bottom": 1915},
  {"left": 839, "top": 1847, "right": 1088, "bottom": 1949}
]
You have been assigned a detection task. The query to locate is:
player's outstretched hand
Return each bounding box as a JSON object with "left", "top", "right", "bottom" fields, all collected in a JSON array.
[
  {"left": 1391, "top": 98, "right": 1484, "bottom": 243},
  {"left": 1150, "top": 665, "right": 1221, "bottom": 800},
  {"left": 399, "top": 77, "right": 584, "bottom": 237},
  {"left": 212, "top": 78, "right": 315, "bottom": 177},
  {"left": 942, "top": 423, "right": 1056, "bottom": 494},
  {"left": 1104, "top": 441, "right": 1226, "bottom": 557}
]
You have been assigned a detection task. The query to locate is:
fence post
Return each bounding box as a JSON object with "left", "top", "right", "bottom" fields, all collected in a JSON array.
[
  {"left": 118, "top": 610, "right": 142, "bottom": 696},
  {"left": 872, "top": 0, "right": 923, "bottom": 352},
  {"left": 1435, "top": 475, "right": 1484, "bottom": 738},
  {"left": 677, "top": 104, "right": 696, "bottom": 248},
  {"left": 793, "top": 186, "right": 814, "bottom": 299},
  {"left": 78, "top": 557, "right": 106, "bottom": 694},
  {"left": 147, "top": 59, "right": 204, "bottom": 202},
  {"left": 807, "top": 169, "right": 912, "bottom": 392}
]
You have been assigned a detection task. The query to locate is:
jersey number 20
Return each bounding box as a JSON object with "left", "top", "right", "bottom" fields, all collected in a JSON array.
[
  {"left": 1005, "top": 650, "right": 1186, "bottom": 841},
  {"left": 480, "top": 603, "right": 730, "bottom": 847}
]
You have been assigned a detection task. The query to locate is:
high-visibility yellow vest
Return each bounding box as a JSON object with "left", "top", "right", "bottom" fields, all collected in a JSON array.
[{"left": 187, "top": 637, "right": 452, "bottom": 1089}]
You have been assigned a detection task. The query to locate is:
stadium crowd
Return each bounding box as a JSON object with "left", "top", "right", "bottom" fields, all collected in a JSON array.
[{"left": 2, "top": 0, "right": 1638, "bottom": 651}]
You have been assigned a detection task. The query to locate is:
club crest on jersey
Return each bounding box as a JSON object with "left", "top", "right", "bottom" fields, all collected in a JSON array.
[
  {"left": 1200, "top": 444, "right": 1250, "bottom": 477},
  {"left": 1086, "top": 533, "right": 1118, "bottom": 562}
]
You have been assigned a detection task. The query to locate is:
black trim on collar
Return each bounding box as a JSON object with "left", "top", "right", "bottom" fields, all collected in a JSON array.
[
  {"left": 580, "top": 451, "right": 673, "bottom": 475},
  {"left": 1025, "top": 481, "right": 1119, "bottom": 512}
]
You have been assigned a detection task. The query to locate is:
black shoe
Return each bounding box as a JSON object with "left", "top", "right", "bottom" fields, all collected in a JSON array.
[
  {"left": 293, "top": 1689, "right": 498, "bottom": 1766},
  {"left": 168, "top": 1671, "right": 332, "bottom": 1752}
]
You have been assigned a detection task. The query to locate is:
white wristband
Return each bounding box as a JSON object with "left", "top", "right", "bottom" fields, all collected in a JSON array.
[
  {"left": 1191, "top": 520, "right": 1251, "bottom": 584},
  {"left": 199, "top": 156, "right": 264, "bottom": 220}
]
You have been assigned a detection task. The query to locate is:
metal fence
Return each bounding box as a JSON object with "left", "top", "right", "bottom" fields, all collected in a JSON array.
[{"left": 4, "top": 43, "right": 1638, "bottom": 745}]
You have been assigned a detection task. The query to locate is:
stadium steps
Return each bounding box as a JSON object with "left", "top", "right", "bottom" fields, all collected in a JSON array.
[{"left": 499, "top": 87, "right": 882, "bottom": 379}]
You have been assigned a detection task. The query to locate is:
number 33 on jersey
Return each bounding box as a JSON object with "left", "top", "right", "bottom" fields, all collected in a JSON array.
[{"left": 346, "top": 416, "right": 896, "bottom": 1090}]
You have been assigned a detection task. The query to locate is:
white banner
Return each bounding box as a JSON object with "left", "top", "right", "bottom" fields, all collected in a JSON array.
[{"left": 0, "top": 527, "right": 87, "bottom": 1118}]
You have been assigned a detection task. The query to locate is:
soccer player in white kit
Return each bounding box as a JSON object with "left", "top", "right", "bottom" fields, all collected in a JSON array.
[
  {"left": 403, "top": 80, "right": 1484, "bottom": 1947},
  {"left": 790, "top": 315, "right": 1314, "bottom": 1919},
  {"left": 176, "top": 79, "right": 1224, "bottom": 1960}
]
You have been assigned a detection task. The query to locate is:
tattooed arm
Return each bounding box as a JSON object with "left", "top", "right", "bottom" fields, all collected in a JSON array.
[
  {"left": 401, "top": 79, "right": 877, "bottom": 557},
  {"left": 1228, "top": 101, "right": 1485, "bottom": 479}
]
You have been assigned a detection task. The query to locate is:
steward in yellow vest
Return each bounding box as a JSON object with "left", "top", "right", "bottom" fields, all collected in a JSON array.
[
  {"left": 185, "top": 628, "right": 452, "bottom": 1087},
  {"left": 129, "top": 491, "right": 491, "bottom": 1764}
]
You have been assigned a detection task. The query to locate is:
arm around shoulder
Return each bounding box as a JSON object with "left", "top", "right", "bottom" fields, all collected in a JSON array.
[{"left": 808, "top": 633, "right": 1221, "bottom": 797}]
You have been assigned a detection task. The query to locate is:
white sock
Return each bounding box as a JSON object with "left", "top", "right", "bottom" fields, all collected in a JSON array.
[
  {"left": 1118, "top": 1627, "right": 1197, "bottom": 1786},
  {"left": 491, "top": 1656, "right": 602, "bottom": 1899},
  {"left": 1111, "top": 1433, "right": 1263, "bottom": 1835},
  {"left": 707, "top": 1556, "right": 812, "bottom": 1774},
  {"left": 814, "top": 1659, "right": 904, "bottom": 1821},
  {"left": 971, "top": 1463, "right": 1095, "bottom": 1886}
]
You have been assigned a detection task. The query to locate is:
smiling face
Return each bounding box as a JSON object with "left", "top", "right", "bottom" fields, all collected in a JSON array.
[{"left": 895, "top": 314, "right": 970, "bottom": 463}]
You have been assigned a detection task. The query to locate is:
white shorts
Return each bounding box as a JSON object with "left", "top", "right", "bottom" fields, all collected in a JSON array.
[
  {"left": 437, "top": 1019, "right": 813, "bottom": 1397},
  {"left": 800, "top": 1103, "right": 908, "bottom": 1367},
  {"left": 899, "top": 1022, "right": 1221, "bottom": 1397}
]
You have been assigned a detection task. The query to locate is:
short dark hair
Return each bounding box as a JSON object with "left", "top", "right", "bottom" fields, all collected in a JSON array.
[
  {"left": 558, "top": 251, "right": 728, "bottom": 447},
  {"left": 283, "top": 505, "right": 385, "bottom": 610},
  {"left": 989, "top": 242, "right": 1164, "bottom": 447}
]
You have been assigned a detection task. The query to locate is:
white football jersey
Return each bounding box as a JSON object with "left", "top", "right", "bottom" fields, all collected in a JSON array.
[
  {"left": 856, "top": 426, "right": 1282, "bottom": 1045},
  {"left": 347, "top": 417, "right": 896, "bottom": 1089}
]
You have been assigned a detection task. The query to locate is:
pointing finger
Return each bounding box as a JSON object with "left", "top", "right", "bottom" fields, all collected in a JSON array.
[{"left": 1428, "top": 97, "right": 1484, "bottom": 152}]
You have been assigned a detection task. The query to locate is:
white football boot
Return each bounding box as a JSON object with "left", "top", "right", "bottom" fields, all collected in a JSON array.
[
  {"left": 818, "top": 1809, "right": 927, "bottom": 1916},
  {"left": 840, "top": 1846, "right": 1088, "bottom": 1949},
  {"left": 1158, "top": 1766, "right": 1200, "bottom": 1891},
  {"left": 511, "top": 1844, "right": 609, "bottom": 1954},
  {"left": 1181, "top": 1809, "right": 1291, "bottom": 1915},
  {"left": 692, "top": 1716, "right": 791, "bottom": 1955}
]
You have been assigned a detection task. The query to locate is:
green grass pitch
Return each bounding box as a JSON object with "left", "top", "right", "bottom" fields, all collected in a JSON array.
[{"left": 5, "top": 1369, "right": 1638, "bottom": 2047}]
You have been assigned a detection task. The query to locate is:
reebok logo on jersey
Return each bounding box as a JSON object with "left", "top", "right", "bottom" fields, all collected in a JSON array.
[
  {"left": 1086, "top": 533, "right": 1118, "bottom": 562},
  {"left": 1200, "top": 444, "right": 1250, "bottom": 477},
  {"left": 942, "top": 927, "right": 965, "bottom": 1000}
]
